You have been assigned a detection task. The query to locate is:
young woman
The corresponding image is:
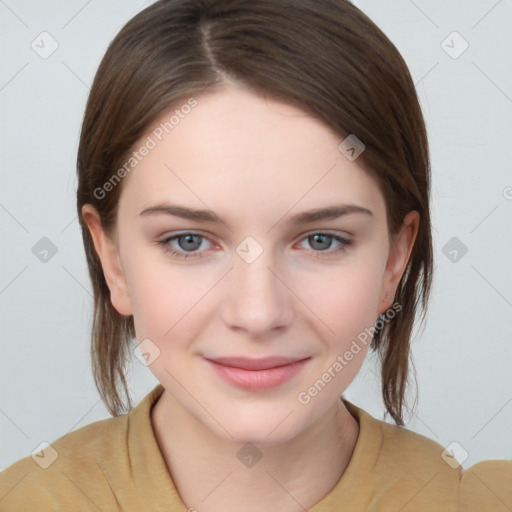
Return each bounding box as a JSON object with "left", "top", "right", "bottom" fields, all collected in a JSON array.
[{"left": 1, "top": 0, "right": 510, "bottom": 510}]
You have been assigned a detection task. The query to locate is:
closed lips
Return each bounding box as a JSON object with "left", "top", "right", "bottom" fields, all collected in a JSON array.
[{"left": 206, "top": 357, "right": 311, "bottom": 371}]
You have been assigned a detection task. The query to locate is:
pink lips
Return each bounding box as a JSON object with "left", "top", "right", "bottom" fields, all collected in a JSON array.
[{"left": 205, "top": 356, "right": 310, "bottom": 391}]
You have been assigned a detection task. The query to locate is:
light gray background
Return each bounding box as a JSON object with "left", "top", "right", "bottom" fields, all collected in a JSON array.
[{"left": 1, "top": 0, "right": 511, "bottom": 472}]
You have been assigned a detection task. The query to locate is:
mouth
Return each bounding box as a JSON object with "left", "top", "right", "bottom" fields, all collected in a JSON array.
[{"left": 204, "top": 356, "right": 311, "bottom": 391}]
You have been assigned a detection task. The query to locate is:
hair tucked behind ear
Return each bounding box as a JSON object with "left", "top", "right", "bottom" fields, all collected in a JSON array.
[{"left": 77, "top": 0, "right": 432, "bottom": 424}]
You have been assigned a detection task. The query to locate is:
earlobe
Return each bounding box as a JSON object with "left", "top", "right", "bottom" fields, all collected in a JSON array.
[
  {"left": 378, "top": 211, "right": 419, "bottom": 314},
  {"left": 81, "top": 205, "right": 133, "bottom": 316}
]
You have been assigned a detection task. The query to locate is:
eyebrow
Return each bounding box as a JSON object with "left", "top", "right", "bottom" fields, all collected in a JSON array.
[{"left": 139, "top": 203, "right": 373, "bottom": 225}]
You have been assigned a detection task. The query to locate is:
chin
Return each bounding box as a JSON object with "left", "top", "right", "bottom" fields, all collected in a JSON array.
[{"left": 204, "top": 403, "right": 312, "bottom": 446}]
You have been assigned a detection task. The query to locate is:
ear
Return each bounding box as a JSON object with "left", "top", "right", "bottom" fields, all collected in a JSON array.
[
  {"left": 378, "top": 210, "right": 419, "bottom": 314},
  {"left": 81, "top": 204, "right": 133, "bottom": 316}
]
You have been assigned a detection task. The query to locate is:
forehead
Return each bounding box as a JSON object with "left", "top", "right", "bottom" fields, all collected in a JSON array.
[{"left": 117, "top": 86, "right": 386, "bottom": 226}]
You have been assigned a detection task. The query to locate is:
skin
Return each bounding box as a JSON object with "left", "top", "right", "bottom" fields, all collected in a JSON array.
[{"left": 82, "top": 83, "right": 418, "bottom": 512}]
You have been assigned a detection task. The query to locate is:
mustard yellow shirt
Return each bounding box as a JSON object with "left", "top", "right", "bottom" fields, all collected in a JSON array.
[{"left": 1, "top": 384, "right": 510, "bottom": 511}]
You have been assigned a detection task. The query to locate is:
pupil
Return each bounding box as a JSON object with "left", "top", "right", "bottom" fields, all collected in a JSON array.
[
  {"left": 182, "top": 235, "right": 199, "bottom": 250},
  {"left": 313, "top": 234, "right": 330, "bottom": 250}
]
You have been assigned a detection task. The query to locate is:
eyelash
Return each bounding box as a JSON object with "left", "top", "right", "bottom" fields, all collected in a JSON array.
[{"left": 155, "top": 231, "right": 352, "bottom": 260}]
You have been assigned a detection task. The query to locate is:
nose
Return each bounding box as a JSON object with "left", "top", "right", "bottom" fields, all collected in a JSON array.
[{"left": 221, "top": 246, "right": 295, "bottom": 337}]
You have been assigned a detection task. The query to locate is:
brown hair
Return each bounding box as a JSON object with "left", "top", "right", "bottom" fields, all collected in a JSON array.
[{"left": 77, "top": 0, "right": 433, "bottom": 426}]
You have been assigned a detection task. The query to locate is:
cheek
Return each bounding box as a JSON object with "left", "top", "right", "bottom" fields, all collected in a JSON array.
[
  {"left": 298, "top": 264, "right": 384, "bottom": 397},
  {"left": 122, "top": 230, "right": 388, "bottom": 346},
  {"left": 302, "top": 256, "right": 386, "bottom": 338},
  {"left": 120, "top": 243, "right": 185, "bottom": 336},
  {"left": 123, "top": 246, "right": 220, "bottom": 346},
  {"left": 131, "top": 274, "right": 192, "bottom": 337}
]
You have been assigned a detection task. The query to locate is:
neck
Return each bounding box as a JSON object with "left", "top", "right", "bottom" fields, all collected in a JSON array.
[{"left": 151, "top": 390, "right": 359, "bottom": 512}]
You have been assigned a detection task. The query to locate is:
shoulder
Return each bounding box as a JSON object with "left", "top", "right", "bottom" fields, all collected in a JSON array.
[
  {"left": 346, "top": 400, "right": 462, "bottom": 481},
  {"left": 377, "top": 412, "right": 457, "bottom": 475},
  {"left": 459, "top": 459, "right": 512, "bottom": 511},
  {"left": 341, "top": 401, "right": 454, "bottom": 510},
  {"left": 343, "top": 400, "right": 512, "bottom": 511},
  {"left": 379, "top": 417, "right": 512, "bottom": 510},
  {"left": 0, "top": 385, "right": 165, "bottom": 511},
  {"left": 0, "top": 413, "right": 129, "bottom": 510}
]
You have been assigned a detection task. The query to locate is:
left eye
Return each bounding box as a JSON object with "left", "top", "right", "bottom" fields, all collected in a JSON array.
[
  {"left": 156, "top": 231, "right": 352, "bottom": 259},
  {"left": 298, "top": 233, "right": 352, "bottom": 254}
]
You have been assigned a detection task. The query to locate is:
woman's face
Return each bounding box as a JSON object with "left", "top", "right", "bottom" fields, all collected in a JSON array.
[{"left": 84, "top": 84, "right": 417, "bottom": 444}]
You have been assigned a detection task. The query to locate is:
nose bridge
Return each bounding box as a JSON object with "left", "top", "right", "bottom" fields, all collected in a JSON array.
[{"left": 222, "top": 238, "right": 294, "bottom": 334}]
